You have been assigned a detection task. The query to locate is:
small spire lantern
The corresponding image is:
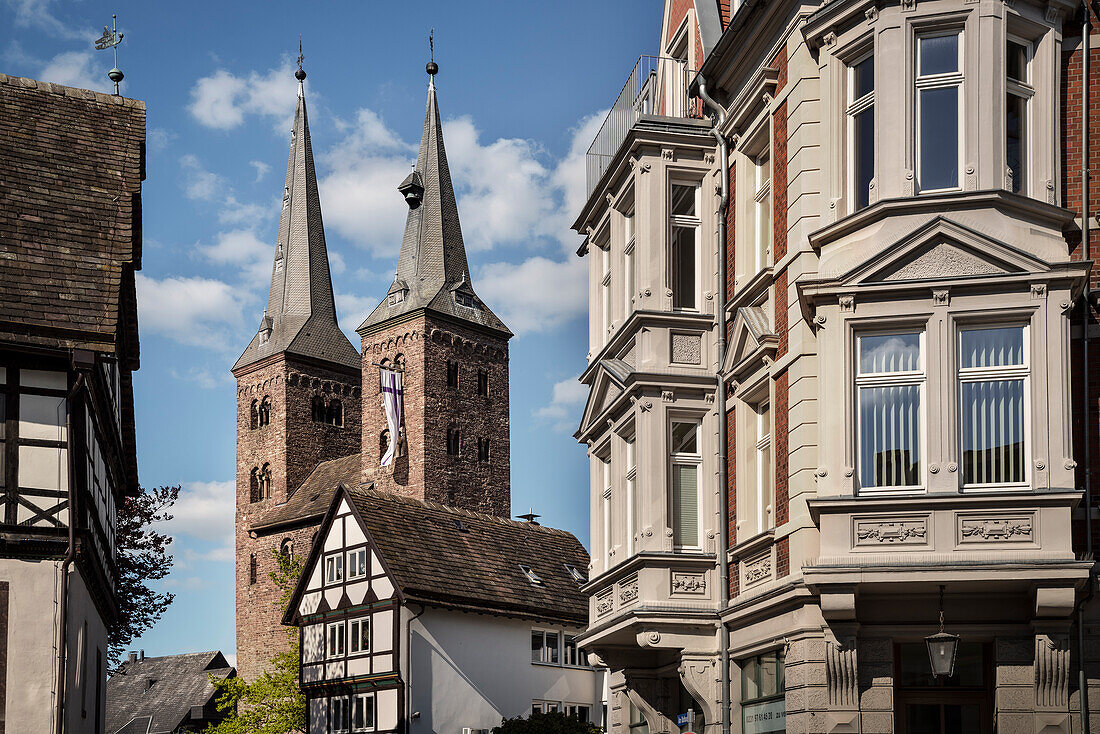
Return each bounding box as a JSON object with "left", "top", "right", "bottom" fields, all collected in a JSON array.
[{"left": 925, "top": 585, "right": 960, "bottom": 678}]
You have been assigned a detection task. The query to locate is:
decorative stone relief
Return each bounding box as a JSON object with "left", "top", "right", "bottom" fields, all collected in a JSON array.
[
  {"left": 838, "top": 295, "right": 855, "bottom": 312},
  {"left": 1047, "top": 179, "right": 1056, "bottom": 203},
  {"left": 1045, "top": 4, "right": 1062, "bottom": 22},
  {"left": 678, "top": 656, "right": 720, "bottom": 728},
  {"left": 671, "top": 333, "right": 702, "bottom": 365},
  {"left": 671, "top": 572, "right": 707, "bottom": 594},
  {"left": 822, "top": 31, "right": 838, "bottom": 47},
  {"left": 932, "top": 289, "right": 950, "bottom": 307},
  {"left": 854, "top": 518, "right": 928, "bottom": 545},
  {"left": 826, "top": 636, "right": 858, "bottom": 708},
  {"left": 1032, "top": 283, "right": 1047, "bottom": 299},
  {"left": 965, "top": 164, "right": 977, "bottom": 190},
  {"left": 885, "top": 243, "right": 1005, "bottom": 281},
  {"left": 619, "top": 574, "right": 640, "bottom": 604},
  {"left": 958, "top": 514, "right": 1034, "bottom": 543},
  {"left": 903, "top": 169, "right": 915, "bottom": 195},
  {"left": 596, "top": 587, "right": 614, "bottom": 617},
  {"left": 865, "top": 6, "right": 879, "bottom": 21},
  {"left": 742, "top": 550, "right": 773, "bottom": 587},
  {"left": 662, "top": 148, "right": 675, "bottom": 161},
  {"left": 661, "top": 390, "right": 674, "bottom": 403},
  {"left": 1035, "top": 633, "right": 1070, "bottom": 709}
]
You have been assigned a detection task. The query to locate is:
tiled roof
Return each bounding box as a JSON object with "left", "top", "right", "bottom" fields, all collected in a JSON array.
[
  {"left": 106, "top": 651, "right": 234, "bottom": 734},
  {"left": 234, "top": 77, "right": 359, "bottom": 373},
  {"left": 252, "top": 452, "right": 362, "bottom": 532},
  {"left": 357, "top": 76, "right": 510, "bottom": 338},
  {"left": 0, "top": 73, "right": 144, "bottom": 363},
  {"left": 345, "top": 485, "right": 589, "bottom": 623}
]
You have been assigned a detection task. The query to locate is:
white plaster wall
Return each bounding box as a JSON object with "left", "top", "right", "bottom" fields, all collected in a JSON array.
[
  {"left": 1, "top": 558, "right": 107, "bottom": 734},
  {"left": 407, "top": 609, "right": 605, "bottom": 734}
]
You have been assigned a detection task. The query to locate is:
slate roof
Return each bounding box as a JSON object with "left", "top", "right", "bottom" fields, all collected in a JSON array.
[
  {"left": 251, "top": 452, "right": 361, "bottom": 532},
  {"left": 357, "top": 72, "right": 511, "bottom": 338},
  {"left": 106, "top": 651, "right": 234, "bottom": 734},
  {"left": 0, "top": 73, "right": 144, "bottom": 365},
  {"left": 234, "top": 74, "right": 359, "bottom": 373},
  {"left": 285, "top": 484, "right": 591, "bottom": 626}
]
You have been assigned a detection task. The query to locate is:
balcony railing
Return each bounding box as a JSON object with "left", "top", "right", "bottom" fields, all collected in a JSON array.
[{"left": 585, "top": 56, "right": 701, "bottom": 199}]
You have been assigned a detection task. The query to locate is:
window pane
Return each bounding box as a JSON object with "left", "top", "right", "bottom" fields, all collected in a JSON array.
[
  {"left": 1006, "top": 92, "right": 1026, "bottom": 193},
  {"left": 671, "top": 226, "right": 696, "bottom": 310},
  {"left": 671, "top": 422, "right": 698, "bottom": 454},
  {"left": 741, "top": 656, "right": 760, "bottom": 702},
  {"left": 532, "top": 631, "right": 543, "bottom": 662},
  {"left": 671, "top": 184, "right": 696, "bottom": 217},
  {"left": 853, "top": 106, "right": 874, "bottom": 210},
  {"left": 919, "top": 34, "right": 959, "bottom": 75},
  {"left": 546, "top": 632, "right": 560, "bottom": 663},
  {"left": 1007, "top": 40, "right": 1028, "bottom": 82},
  {"left": 859, "top": 385, "right": 921, "bottom": 488},
  {"left": 961, "top": 379, "right": 1024, "bottom": 484},
  {"left": 853, "top": 55, "right": 874, "bottom": 99},
  {"left": 919, "top": 86, "right": 959, "bottom": 190},
  {"left": 859, "top": 333, "right": 921, "bottom": 374},
  {"left": 673, "top": 464, "right": 699, "bottom": 547},
  {"left": 959, "top": 327, "right": 1024, "bottom": 368}
]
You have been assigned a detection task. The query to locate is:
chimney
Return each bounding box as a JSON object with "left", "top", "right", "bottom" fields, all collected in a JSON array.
[
  {"left": 128, "top": 652, "right": 137, "bottom": 664},
  {"left": 139, "top": 649, "right": 145, "bottom": 661}
]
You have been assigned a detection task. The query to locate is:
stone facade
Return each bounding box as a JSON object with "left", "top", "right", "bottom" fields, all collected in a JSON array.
[{"left": 360, "top": 315, "right": 510, "bottom": 517}]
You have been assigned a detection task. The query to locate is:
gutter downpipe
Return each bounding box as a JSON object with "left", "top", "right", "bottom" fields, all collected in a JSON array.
[
  {"left": 696, "top": 73, "right": 732, "bottom": 734},
  {"left": 55, "top": 371, "right": 85, "bottom": 734},
  {"left": 1079, "top": 5, "right": 1093, "bottom": 733}
]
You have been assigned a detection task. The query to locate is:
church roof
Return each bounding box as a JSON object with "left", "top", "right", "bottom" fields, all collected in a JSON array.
[
  {"left": 357, "top": 68, "right": 511, "bottom": 338},
  {"left": 106, "top": 651, "right": 234, "bottom": 734},
  {"left": 283, "top": 483, "right": 590, "bottom": 626},
  {"left": 233, "top": 69, "right": 360, "bottom": 374},
  {"left": 251, "top": 451, "right": 361, "bottom": 532}
]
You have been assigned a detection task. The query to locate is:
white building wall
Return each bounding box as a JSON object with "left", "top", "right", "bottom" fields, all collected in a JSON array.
[{"left": 407, "top": 608, "right": 605, "bottom": 734}]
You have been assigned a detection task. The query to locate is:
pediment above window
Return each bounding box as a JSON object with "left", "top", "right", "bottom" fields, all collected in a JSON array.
[
  {"left": 577, "top": 359, "right": 633, "bottom": 439},
  {"left": 722, "top": 306, "right": 778, "bottom": 381}
]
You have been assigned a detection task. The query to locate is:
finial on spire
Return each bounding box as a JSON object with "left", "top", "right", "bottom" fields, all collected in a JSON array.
[
  {"left": 426, "top": 28, "right": 438, "bottom": 76},
  {"left": 295, "top": 37, "right": 307, "bottom": 82},
  {"left": 93, "top": 14, "right": 125, "bottom": 95}
]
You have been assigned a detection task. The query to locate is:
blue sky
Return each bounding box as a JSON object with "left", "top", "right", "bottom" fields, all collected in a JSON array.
[{"left": 2, "top": 0, "right": 662, "bottom": 664}]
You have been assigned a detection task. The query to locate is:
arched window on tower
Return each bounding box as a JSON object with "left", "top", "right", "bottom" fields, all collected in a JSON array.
[
  {"left": 395, "top": 353, "right": 406, "bottom": 375},
  {"left": 447, "top": 426, "right": 461, "bottom": 456},
  {"left": 258, "top": 463, "right": 271, "bottom": 500},
  {"left": 378, "top": 359, "right": 391, "bottom": 394},
  {"left": 279, "top": 538, "right": 293, "bottom": 559},
  {"left": 258, "top": 396, "right": 271, "bottom": 427},
  {"left": 327, "top": 400, "right": 343, "bottom": 427},
  {"left": 380, "top": 429, "right": 390, "bottom": 460},
  {"left": 250, "top": 399, "right": 259, "bottom": 430},
  {"left": 250, "top": 467, "right": 260, "bottom": 503},
  {"left": 249, "top": 553, "right": 257, "bottom": 585},
  {"left": 312, "top": 395, "right": 325, "bottom": 422}
]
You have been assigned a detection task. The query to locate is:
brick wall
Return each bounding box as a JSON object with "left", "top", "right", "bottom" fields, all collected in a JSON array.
[
  {"left": 361, "top": 315, "right": 511, "bottom": 517},
  {"left": 774, "top": 370, "right": 789, "bottom": 527},
  {"left": 1062, "top": 28, "right": 1100, "bottom": 289},
  {"left": 772, "top": 101, "right": 789, "bottom": 263},
  {"left": 776, "top": 535, "right": 789, "bottom": 577}
]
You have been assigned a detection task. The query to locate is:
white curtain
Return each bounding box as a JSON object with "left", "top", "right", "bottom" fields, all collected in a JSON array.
[
  {"left": 860, "top": 385, "right": 921, "bottom": 488},
  {"left": 960, "top": 327, "right": 1025, "bottom": 485}
]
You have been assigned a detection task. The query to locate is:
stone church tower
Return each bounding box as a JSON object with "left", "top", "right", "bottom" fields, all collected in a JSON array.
[
  {"left": 231, "top": 66, "right": 362, "bottom": 682},
  {"left": 357, "top": 63, "right": 512, "bottom": 518}
]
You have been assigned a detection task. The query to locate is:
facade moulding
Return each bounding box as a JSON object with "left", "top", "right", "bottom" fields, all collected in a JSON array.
[{"left": 580, "top": 311, "right": 717, "bottom": 382}]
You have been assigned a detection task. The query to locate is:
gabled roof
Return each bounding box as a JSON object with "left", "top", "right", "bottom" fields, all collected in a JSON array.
[
  {"left": 234, "top": 70, "right": 360, "bottom": 373},
  {"left": 106, "top": 651, "right": 234, "bottom": 734},
  {"left": 357, "top": 69, "right": 510, "bottom": 338},
  {"left": 576, "top": 359, "right": 634, "bottom": 439},
  {"left": 0, "top": 73, "right": 144, "bottom": 365},
  {"left": 723, "top": 305, "right": 778, "bottom": 378},
  {"left": 285, "top": 484, "right": 590, "bottom": 626},
  {"left": 251, "top": 452, "right": 361, "bottom": 532}
]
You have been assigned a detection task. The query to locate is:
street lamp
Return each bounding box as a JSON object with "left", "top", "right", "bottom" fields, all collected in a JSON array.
[{"left": 925, "top": 585, "right": 959, "bottom": 678}]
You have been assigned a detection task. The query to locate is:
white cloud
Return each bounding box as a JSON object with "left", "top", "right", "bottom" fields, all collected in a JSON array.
[
  {"left": 136, "top": 273, "right": 248, "bottom": 350},
  {"left": 169, "top": 366, "right": 229, "bottom": 390},
  {"left": 335, "top": 292, "right": 376, "bottom": 337},
  {"left": 147, "top": 127, "right": 176, "bottom": 152},
  {"left": 6, "top": 0, "right": 84, "bottom": 39},
  {"left": 162, "top": 480, "right": 235, "bottom": 549},
  {"left": 38, "top": 50, "right": 111, "bottom": 93},
  {"left": 476, "top": 256, "right": 587, "bottom": 336},
  {"left": 536, "top": 377, "right": 588, "bottom": 432},
  {"left": 250, "top": 160, "right": 271, "bottom": 182},
  {"left": 552, "top": 110, "right": 609, "bottom": 229},
  {"left": 163, "top": 575, "right": 205, "bottom": 590},
  {"left": 180, "top": 154, "right": 227, "bottom": 201},
  {"left": 199, "top": 228, "right": 271, "bottom": 282},
  {"left": 189, "top": 62, "right": 299, "bottom": 131}
]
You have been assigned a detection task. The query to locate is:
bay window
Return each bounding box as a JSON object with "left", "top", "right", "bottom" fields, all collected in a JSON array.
[
  {"left": 857, "top": 332, "right": 924, "bottom": 493},
  {"left": 958, "top": 326, "right": 1027, "bottom": 489},
  {"left": 670, "top": 182, "right": 699, "bottom": 310},
  {"left": 916, "top": 31, "right": 963, "bottom": 192},
  {"left": 670, "top": 420, "right": 701, "bottom": 549},
  {"left": 601, "top": 243, "right": 612, "bottom": 341},
  {"left": 624, "top": 210, "right": 636, "bottom": 317},
  {"left": 847, "top": 53, "right": 874, "bottom": 210},
  {"left": 1005, "top": 38, "right": 1032, "bottom": 194},
  {"left": 626, "top": 436, "right": 638, "bottom": 555}
]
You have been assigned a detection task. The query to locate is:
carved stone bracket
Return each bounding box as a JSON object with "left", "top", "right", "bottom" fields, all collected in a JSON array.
[
  {"left": 678, "top": 656, "right": 721, "bottom": 733},
  {"left": 1034, "top": 633, "right": 1070, "bottom": 711},
  {"left": 623, "top": 675, "right": 675, "bottom": 734},
  {"left": 826, "top": 635, "right": 859, "bottom": 713}
]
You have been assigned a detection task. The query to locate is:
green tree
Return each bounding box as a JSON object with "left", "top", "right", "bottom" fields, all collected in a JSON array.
[
  {"left": 109, "top": 485, "right": 179, "bottom": 669},
  {"left": 206, "top": 548, "right": 307, "bottom": 734},
  {"left": 493, "top": 711, "right": 604, "bottom": 734}
]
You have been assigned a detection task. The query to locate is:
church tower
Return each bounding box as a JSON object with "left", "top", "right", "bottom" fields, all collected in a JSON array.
[
  {"left": 357, "top": 62, "right": 512, "bottom": 517},
  {"left": 232, "top": 63, "right": 361, "bottom": 681}
]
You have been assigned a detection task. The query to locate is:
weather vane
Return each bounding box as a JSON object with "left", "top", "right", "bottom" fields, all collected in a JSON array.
[
  {"left": 295, "top": 36, "right": 306, "bottom": 82},
  {"left": 93, "top": 14, "right": 125, "bottom": 95},
  {"left": 426, "top": 28, "right": 438, "bottom": 77}
]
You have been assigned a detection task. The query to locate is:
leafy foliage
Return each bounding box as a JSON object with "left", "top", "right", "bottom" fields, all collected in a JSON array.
[
  {"left": 493, "top": 711, "right": 604, "bottom": 734},
  {"left": 206, "top": 548, "right": 307, "bottom": 734},
  {"left": 109, "top": 484, "right": 179, "bottom": 669}
]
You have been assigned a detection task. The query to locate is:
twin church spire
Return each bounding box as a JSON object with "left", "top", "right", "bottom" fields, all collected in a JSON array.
[{"left": 236, "top": 53, "right": 509, "bottom": 375}]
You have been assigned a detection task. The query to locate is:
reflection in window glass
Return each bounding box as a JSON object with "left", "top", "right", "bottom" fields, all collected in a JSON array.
[
  {"left": 671, "top": 226, "right": 696, "bottom": 310},
  {"left": 671, "top": 422, "right": 698, "bottom": 454},
  {"left": 916, "top": 33, "right": 962, "bottom": 191},
  {"left": 857, "top": 333, "right": 923, "bottom": 491},
  {"left": 859, "top": 333, "right": 921, "bottom": 374},
  {"left": 959, "top": 326, "right": 1027, "bottom": 486},
  {"left": 670, "top": 184, "right": 696, "bottom": 217},
  {"left": 919, "top": 34, "right": 959, "bottom": 75}
]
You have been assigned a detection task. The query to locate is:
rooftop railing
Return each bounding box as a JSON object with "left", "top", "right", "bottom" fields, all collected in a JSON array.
[{"left": 585, "top": 56, "right": 701, "bottom": 199}]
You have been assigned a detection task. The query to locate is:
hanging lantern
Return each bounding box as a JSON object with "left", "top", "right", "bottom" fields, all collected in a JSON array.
[{"left": 925, "top": 585, "right": 959, "bottom": 678}]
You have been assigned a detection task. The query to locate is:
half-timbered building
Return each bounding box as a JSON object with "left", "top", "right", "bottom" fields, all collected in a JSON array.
[
  {"left": 283, "top": 485, "right": 605, "bottom": 734},
  {"left": 0, "top": 73, "right": 145, "bottom": 732}
]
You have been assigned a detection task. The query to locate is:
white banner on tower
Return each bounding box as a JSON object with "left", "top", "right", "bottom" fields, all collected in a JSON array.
[{"left": 380, "top": 367, "right": 404, "bottom": 467}]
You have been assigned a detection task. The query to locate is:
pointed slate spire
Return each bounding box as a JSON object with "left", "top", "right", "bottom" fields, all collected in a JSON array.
[
  {"left": 357, "top": 61, "right": 511, "bottom": 338},
  {"left": 234, "top": 62, "right": 360, "bottom": 373}
]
